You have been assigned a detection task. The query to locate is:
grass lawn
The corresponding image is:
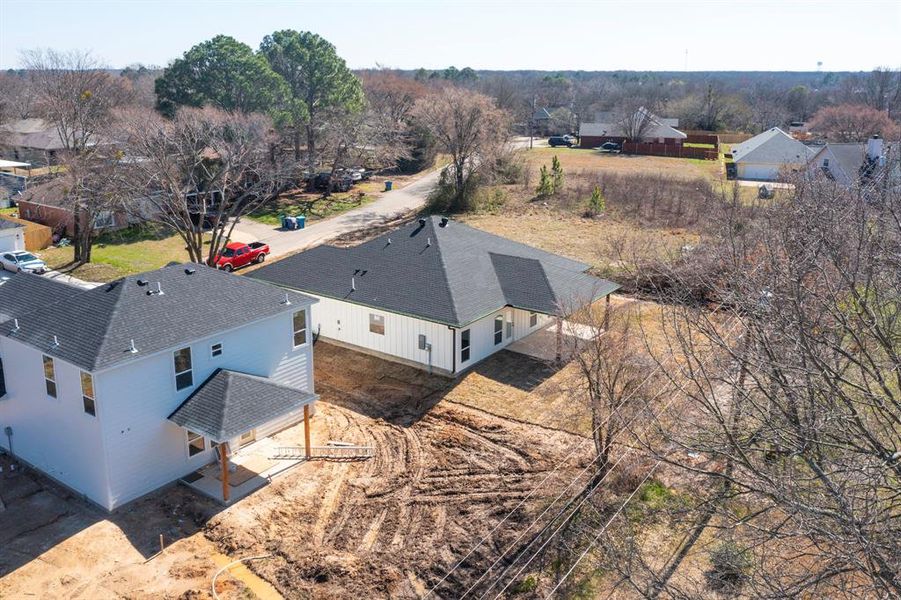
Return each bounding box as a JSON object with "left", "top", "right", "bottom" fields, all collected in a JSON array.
[
  {"left": 249, "top": 182, "right": 380, "bottom": 226},
  {"left": 39, "top": 225, "right": 202, "bottom": 282},
  {"left": 526, "top": 146, "right": 722, "bottom": 182}
]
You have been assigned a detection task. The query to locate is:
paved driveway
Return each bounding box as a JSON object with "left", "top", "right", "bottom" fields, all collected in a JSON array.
[{"left": 230, "top": 168, "right": 442, "bottom": 258}]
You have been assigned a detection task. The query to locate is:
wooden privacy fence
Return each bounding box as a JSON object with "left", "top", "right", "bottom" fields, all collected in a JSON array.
[
  {"left": 0, "top": 215, "right": 52, "bottom": 250},
  {"left": 621, "top": 142, "right": 718, "bottom": 160},
  {"left": 684, "top": 133, "right": 720, "bottom": 147}
]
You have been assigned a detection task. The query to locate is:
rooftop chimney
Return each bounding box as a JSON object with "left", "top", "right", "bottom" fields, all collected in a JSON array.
[{"left": 867, "top": 135, "right": 884, "bottom": 162}]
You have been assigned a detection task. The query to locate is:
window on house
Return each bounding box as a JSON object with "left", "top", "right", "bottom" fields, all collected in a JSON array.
[
  {"left": 81, "top": 372, "right": 96, "bottom": 416},
  {"left": 461, "top": 329, "right": 471, "bottom": 362},
  {"left": 173, "top": 347, "right": 193, "bottom": 391},
  {"left": 293, "top": 310, "right": 307, "bottom": 346},
  {"left": 369, "top": 313, "right": 385, "bottom": 335},
  {"left": 530, "top": 312, "right": 538, "bottom": 327},
  {"left": 494, "top": 315, "right": 504, "bottom": 345},
  {"left": 186, "top": 430, "right": 205, "bottom": 456},
  {"left": 823, "top": 158, "right": 830, "bottom": 167},
  {"left": 43, "top": 355, "right": 57, "bottom": 398},
  {"left": 211, "top": 342, "right": 223, "bottom": 358}
]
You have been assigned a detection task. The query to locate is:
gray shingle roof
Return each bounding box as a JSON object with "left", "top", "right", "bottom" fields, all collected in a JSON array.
[
  {"left": 731, "top": 127, "right": 816, "bottom": 165},
  {"left": 0, "top": 274, "right": 80, "bottom": 323},
  {"left": 168, "top": 369, "right": 317, "bottom": 442},
  {"left": 0, "top": 263, "right": 317, "bottom": 372},
  {"left": 0, "top": 219, "right": 23, "bottom": 231},
  {"left": 248, "top": 216, "right": 619, "bottom": 327}
]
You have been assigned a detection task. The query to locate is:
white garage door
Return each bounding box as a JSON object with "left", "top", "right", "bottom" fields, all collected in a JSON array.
[{"left": 0, "top": 230, "right": 24, "bottom": 252}]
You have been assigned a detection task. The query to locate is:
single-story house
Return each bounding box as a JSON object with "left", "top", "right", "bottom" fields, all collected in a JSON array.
[
  {"left": 0, "top": 219, "right": 26, "bottom": 252},
  {"left": 579, "top": 107, "right": 687, "bottom": 148},
  {"left": 0, "top": 264, "right": 318, "bottom": 510},
  {"left": 807, "top": 135, "right": 897, "bottom": 190},
  {"left": 17, "top": 177, "right": 139, "bottom": 237},
  {"left": 248, "top": 216, "right": 620, "bottom": 376},
  {"left": 730, "top": 127, "right": 817, "bottom": 181}
]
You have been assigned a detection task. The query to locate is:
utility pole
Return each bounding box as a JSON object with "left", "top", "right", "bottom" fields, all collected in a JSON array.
[{"left": 529, "top": 96, "right": 536, "bottom": 150}]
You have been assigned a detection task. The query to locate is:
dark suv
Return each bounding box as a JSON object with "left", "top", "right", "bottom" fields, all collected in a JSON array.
[
  {"left": 599, "top": 141, "right": 621, "bottom": 153},
  {"left": 548, "top": 135, "right": 576, "bottom": 148}
]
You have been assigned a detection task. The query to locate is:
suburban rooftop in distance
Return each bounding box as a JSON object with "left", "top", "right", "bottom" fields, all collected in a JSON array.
[{"left": 0, "top": 263, "right": 317, "bottom": 372}]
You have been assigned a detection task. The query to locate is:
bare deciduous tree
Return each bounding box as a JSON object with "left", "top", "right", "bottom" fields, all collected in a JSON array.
[
  {"left": 112, "top": 106, "right": 293, "bottom": 265},
  {"left": 412, "top": 87, "right": 509, "bottom": 212}
]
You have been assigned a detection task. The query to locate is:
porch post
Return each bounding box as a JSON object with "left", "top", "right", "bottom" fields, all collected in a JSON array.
[
  {"left": 219, "top": 442, "right": 230, "bottom": 502},
  {"left": 555, "top": 317, "right": 563, "bottom": 364},
  {"left": 604, "top": 294, "right": 611, "bottom": 330},
  {"left": 303, "top": 404, "right": 311, "bottom": 459}
]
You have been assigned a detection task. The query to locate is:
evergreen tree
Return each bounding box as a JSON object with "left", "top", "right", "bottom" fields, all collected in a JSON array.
[
  {"left": 551, "top": 155, "right": 564, "bottom": 191},
  {"left": 588, "top": 185, "right": 606, "bottom": 216},
  {"left": 536, "top": 165, "right": 554, "bottom": 197}
]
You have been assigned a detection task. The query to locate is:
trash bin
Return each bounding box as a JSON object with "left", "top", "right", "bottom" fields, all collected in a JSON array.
[
  {"left": 285, "top": 216, "right": 296, "bottom": 230},
  {"left": 384, "top": 180, "right": 393, "bottom": 191},
  {"left": 279, "top": 214, "right": 287, "bottom": 229},
  {"left": 296, "top": 215, "right": 306, "bottom": 229}
]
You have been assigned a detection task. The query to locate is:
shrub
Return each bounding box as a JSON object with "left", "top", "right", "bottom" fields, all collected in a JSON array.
[
  {"left": 536, "top": 164, "right": 554, "bottom": 198},
  {"left": 551, "top": 155, "right": 564, "bottom": 190},
  {"left": 706, "top": 541, "right": 752, "bottom": 592},
  {"left": 586, "top": 185, "right": 606, "bottom": 216}
]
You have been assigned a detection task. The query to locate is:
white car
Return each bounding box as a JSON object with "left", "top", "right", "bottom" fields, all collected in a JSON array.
[{"left": 1, "top": 251, "right": 48, "bottom": 274}]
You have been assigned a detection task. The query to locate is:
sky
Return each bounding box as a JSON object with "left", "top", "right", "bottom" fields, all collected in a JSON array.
[{"left": 1, "top": 0, "right": 899, "bottom": 72}]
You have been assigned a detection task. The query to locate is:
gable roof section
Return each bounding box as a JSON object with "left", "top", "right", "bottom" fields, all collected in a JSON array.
[
  {"left": 579, "top": 107, "right": 686, "bottom": 140},
  {"left": 168, "top": 369, "right": 317, "bottom": 442},
  {"left": 248, "top": 216, "right": 619, "bottom": 327},
  {"left": 0, "top": 274, "right": 80, "bottom": 323},
  {"left": 0, "top": 263, "right": 317, "bottom": 372},
  {"left": 731, "top": 127, "right": 816, "bottom": 166}
]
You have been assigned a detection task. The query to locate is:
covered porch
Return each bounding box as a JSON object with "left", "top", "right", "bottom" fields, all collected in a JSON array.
[
  {"left": 169, "top": 368, "right": 318, "bottom": 505},
  {"left": 507, "top": 295, "right": 612, "bottom": 362}
]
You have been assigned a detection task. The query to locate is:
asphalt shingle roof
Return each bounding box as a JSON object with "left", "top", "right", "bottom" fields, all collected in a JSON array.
[
  {"left": 248, "top": 216, "right": 619, "bottom": 327},
  {"left": 0, "top": 263, "right": 317, "bottom": 372},
  {"left": 0, "top": 274, "right": 80, "bottom": 323},
  {"left": 168, "top": 369, "right": 317, "bottom": 442},
  {"left": 731, "top": 127, "right": 816, "bottom": 165}
]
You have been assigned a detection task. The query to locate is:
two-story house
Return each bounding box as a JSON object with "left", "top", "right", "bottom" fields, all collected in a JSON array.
[{"left": 0, "top": 263, "right": 317, "bottom": 510}]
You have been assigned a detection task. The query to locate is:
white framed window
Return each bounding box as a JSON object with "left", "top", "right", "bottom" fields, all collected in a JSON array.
[
  {"left": 293, "top": 310, "right": 307, "bottom": 347},
  {"left": 186, "top": 430, "right": 205, "bottom": 457},
  {"left": 529, "top": 312, "right": 538, "bottom": 327},
  {"left": 174, "top": 347, "right": 193, "bottom": 391},
  {"left": 461, "top": 329, "right": 471, "bottom": 362},
  {"left": 210, "top": 342, "right": 223, "bottom": 358},
  {"left": 43, "top": 355, "right": 57, "bottom": 398},
  {"left": 494, "top": 315, "right": 504, "bottom": 345},
  {"left": 369, "top": 313, "right": 385, "bottom": 335},
  {"left": 81, "top": 372, "right": 96, "bottom": 417}
]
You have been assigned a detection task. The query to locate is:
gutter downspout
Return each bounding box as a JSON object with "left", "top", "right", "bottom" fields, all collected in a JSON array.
[{"left": 451, "top": 328, "right": 456, "bottom": 374}]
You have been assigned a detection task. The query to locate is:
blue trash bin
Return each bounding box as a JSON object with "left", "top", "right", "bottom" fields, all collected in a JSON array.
[
  {"left": 296, "top": 215, "right": 306, "bottom": 229},
  {"left": 285, "top": 216, "right": 296, "bottom": 230},
  {"left": 384, "top": 180, "right": 393, "bottom": 191}
]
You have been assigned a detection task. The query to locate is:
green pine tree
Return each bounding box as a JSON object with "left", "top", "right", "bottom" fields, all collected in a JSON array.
[
  {"left": 551, "top": 155, "right": 564, "bottom": 191},
  {"left": 588, "top": 185, "right": 606, "bottom": 215},
  {"left": 536, "top": 165, "right": 554, "bottom": 197}
]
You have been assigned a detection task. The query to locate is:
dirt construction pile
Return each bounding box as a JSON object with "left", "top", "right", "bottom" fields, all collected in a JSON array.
[{"left": 205, "top": 343, "right": 594, "bottom": 598}]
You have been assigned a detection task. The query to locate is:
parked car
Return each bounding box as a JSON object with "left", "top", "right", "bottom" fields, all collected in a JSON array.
[
  {"left": 313, "top": 172, "right": 354, "bottom": 193},
  {"left": 548, "top": 135, "right": 576, "bottom": 148},
  {"left": 1, "top": 251, "right": 48, "bottom": 274},
  {"left": 214, "top": 241, "right": 270, "bottom": 272},
  {"left": 598, "top": 141, "right": 621, "bottom": 153}
]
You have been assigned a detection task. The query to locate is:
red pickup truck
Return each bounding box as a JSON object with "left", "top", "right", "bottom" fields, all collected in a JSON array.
[{"left": 215, "top": 241, "right": 269, "bottom": 272}]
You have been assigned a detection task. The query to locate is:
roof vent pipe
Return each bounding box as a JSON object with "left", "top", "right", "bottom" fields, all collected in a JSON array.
[
  {"left": 11, "top": 318, "right": 19, "bottom": 333},
  {"left": 51, "top": 335, "right": 59, "bottom": 348},
  {"left": 128, "top": 339, "right": 138, "bottom": 354},
  {"left": 427, "top": 237, "right": 431, "bottom": 247},
  {"left": 351, "top": 276, "right": 355, "bottom": 291},
  {"left": 281, "top": 293, "right": 291, "bottom": 305},
  {"left": 387, "top": 237, "right": 391, "bottom": 245},
  {"left": 440, "top": 217, "right": 449, "bottom": 227}
]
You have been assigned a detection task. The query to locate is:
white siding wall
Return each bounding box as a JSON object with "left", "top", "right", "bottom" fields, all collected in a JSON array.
[
  {"left": 309, "top": 294, "right": 455, "bottom": 373},
  {"left": 0, "top": 228, "right": 25, "bottom": 252},
  {"left": 453, "top": 308, "right": 552, "bottom": 373},
  {"left": 0, "top": 337, "right": 110, "bottom": 506},
  {"left": 93, "top": 306, "right": 315, "bottom": 509},
  {"left": 737, "top": 163, "right": 780, "bottom": 182}
]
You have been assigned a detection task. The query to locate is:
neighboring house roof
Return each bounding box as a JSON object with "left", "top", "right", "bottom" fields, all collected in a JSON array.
[
  {"left": 0, "top": 263, "right": 317, "bottom": 372},
  {"left": 0, "top": 273, "right": 80, "bottom": 323},
  {"left": 532, "top": 108, "right": 552, "bottom": 121},
  {"left": 0, "top": 118, "right": 67, "bottom": 151},
  {"left": 0, "top": 219, "right": 23, "bottom": 231},
  {"left": 18, "top": 177, "right": 73, "bottom": 209},
  {"left": 579, "top": 107, "right": 686, "bottom": 140},
  {"left": 248, "top": 216, "right": 619, "bottom": 327},
  {"left": 731, "top": 127, "right": 816, "bottom": 166},
  {"left": 168, "top": 369, "right": 318, "bottom": 442},
  {"left": 810, "top": 143, "right": 867, "bottom": 183}
]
